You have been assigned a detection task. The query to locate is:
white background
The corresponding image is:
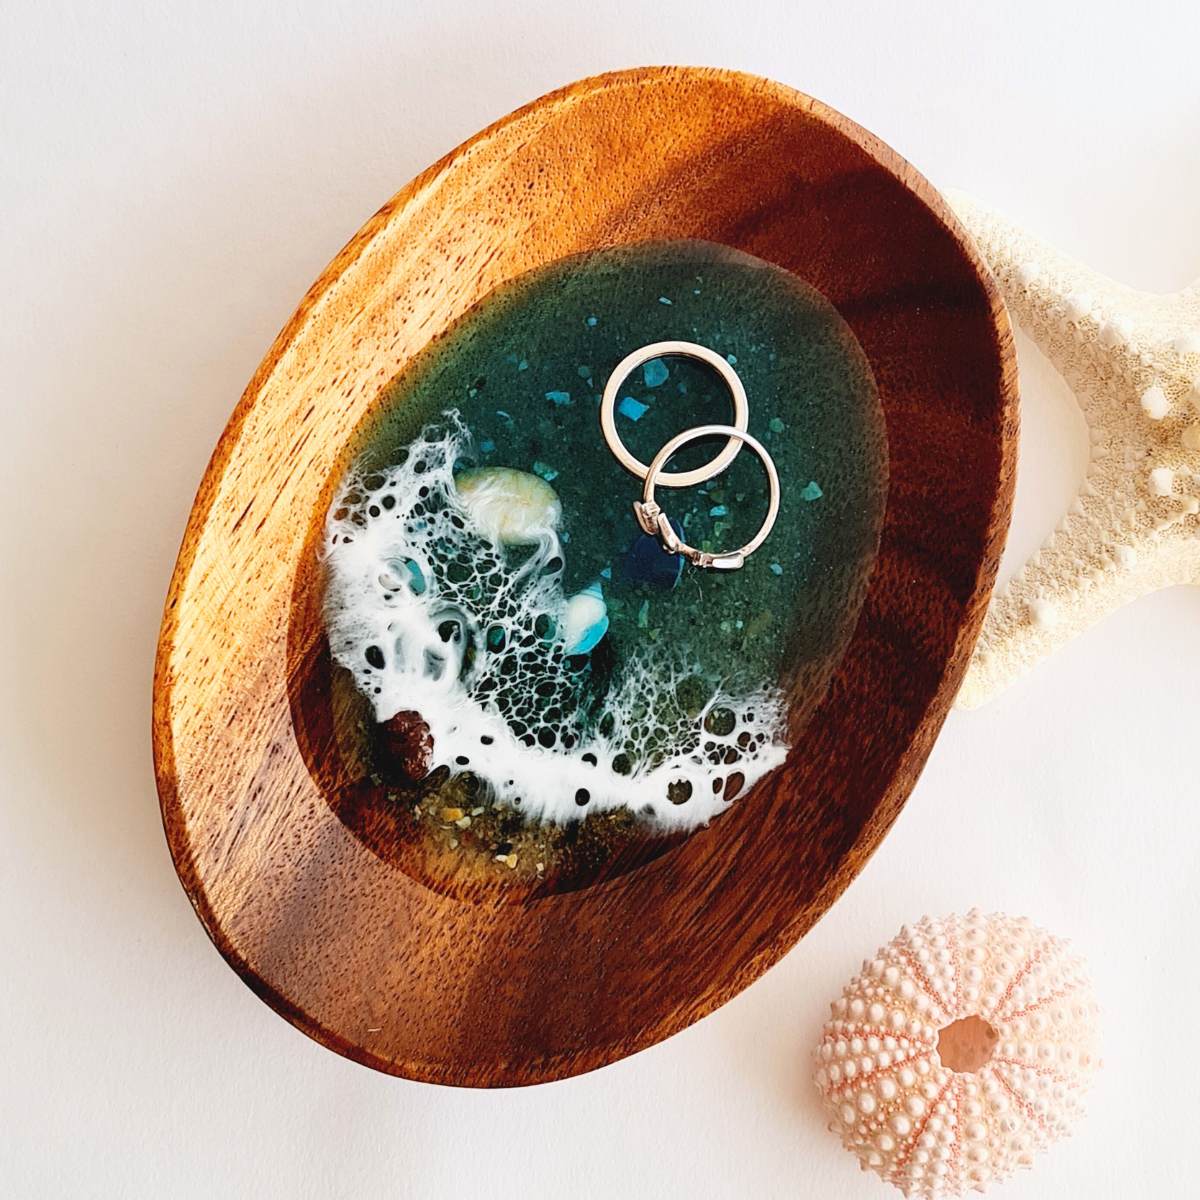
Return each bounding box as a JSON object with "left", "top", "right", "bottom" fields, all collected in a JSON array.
[{"left": 3, "top": 3, "right": 1197, "bottom": 1197}]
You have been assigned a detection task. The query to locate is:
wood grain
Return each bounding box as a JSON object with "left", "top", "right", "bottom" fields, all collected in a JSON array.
[{"left": 153, "top": 67, "right": 1018, "bottom": 1086}]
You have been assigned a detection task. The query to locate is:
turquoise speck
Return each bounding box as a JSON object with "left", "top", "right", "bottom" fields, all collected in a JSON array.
[
  {"left": 769, "top": 416, "right": 785, "bottom": 433},
  {"left": 709, "top": 504, "right": 728, "bottom": 517},
  {"left": 517, "top": 359, "right": 529, "bottom": 371},
  {"left": 479, "top": 438, "right": 495, "bottom": 453},
  {"left": 533, "top": 460, "right": 559, "bottom": 482},
  {"left": 545, "top": 390, "right": 572, "bottom": 406},
  {"left": 726, "top": 353, "right": 738, "bottom": 365},
  {"left": 801, "top": 480, "right": 824, "bottom": 501},
  {"left": 769, "top": 562, "right": 783, "bottom": 576},
  {"left": 496, "top": 410, "right": 514, "bottom": 427},
  {"left": 642, "top": 358, "right": 669, "bottom": 388},
  {"left": 600, "top": 565, "right": 612, "bottom": 580},
  {"left": 618, "top": 396, "right": 648, "bottom": 421},
  {"left": 577, "top": 365, "right": 591, "bottom": 378},
  {"left": 585, "top": 315, "right": 598, "bottom": 326},
  {"left": 658, "top": 296, "right": 672, "bottom": 305}
]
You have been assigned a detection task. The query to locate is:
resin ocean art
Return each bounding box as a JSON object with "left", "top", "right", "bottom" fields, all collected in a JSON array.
[
  {"left": 305, "top": 240, "right": 888, "bottom": 892},
  {"left": 325, "top": 414, "right": 787, "bottom": 830}
]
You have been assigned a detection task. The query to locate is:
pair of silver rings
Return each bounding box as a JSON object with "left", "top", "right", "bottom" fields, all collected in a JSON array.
[{"left": 599, "top": 341, "right": 780, "bottom": 571}]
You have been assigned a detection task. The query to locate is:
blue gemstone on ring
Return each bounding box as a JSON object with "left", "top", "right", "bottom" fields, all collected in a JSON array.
[{"left": 621, "top": 519, "right": 685, "bottom": 589}]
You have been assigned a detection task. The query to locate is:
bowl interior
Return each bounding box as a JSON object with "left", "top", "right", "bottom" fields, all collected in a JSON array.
[{"left": 154, "top": 67, "right": 1014, "bottom": 1086}]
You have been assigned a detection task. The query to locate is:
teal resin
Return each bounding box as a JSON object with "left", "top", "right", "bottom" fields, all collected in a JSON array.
[{"left": 331, "top": 239, "right": 888, "bottom": 826}]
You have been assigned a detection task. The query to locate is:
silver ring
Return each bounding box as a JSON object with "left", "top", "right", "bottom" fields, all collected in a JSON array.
[
  {"left": 633, "top": 425, "right": 780, "bottom": 571},
  {"left": 599, "top": 341, "right": 749, "bottom": 488}
]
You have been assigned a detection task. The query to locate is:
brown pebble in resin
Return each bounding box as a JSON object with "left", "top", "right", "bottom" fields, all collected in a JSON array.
[{"left": 378, "top": 710, "right": 433, "bottom": 782}]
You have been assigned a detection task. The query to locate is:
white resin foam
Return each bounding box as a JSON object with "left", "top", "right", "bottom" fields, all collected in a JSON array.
[{"left": 322, "top": 415, "right": 788, "bottom": 830}]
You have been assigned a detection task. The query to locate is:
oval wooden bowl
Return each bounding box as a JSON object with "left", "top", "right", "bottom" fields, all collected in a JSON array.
[{"left": 154, "top": 67, "right": 1017, "bottom": 1086}]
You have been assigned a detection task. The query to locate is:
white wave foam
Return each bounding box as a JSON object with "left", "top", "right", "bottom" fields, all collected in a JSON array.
[{"left": 322, "top": 414, "right": 788, "bottom": 830}]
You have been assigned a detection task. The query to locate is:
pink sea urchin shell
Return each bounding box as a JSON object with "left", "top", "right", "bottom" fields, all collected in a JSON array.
[{"left": 814, "top": 911, "right": 1100, "bottom": 1197}]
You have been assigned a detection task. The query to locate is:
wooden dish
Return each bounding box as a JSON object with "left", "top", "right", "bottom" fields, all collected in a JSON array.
[{"left": 153, "top": 67, "right": 1017, "bottom": 1086}]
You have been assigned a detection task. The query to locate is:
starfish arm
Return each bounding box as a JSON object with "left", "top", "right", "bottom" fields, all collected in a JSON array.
[
  {"left": 960, "top": 506, "right": 1200, "bottom": 708},
  {"left": 946, "top": 191, "right": 1194, "bottom": 387},
  {"left": 945, "top": 189, "right": 1137, "bottom": 316},
  {"left": 942, "top": 191, "right": 1200, "bottom": 707}
]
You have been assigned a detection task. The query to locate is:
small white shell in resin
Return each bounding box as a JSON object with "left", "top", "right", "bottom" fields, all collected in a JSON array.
[
  {"left": 562, "top": 579, "right": 609, "bottom": 655},
  {"left": 454, "top": 466, "right": 561, "bottom": 546},
  {"left": 813, "top": 911, "right": 1099, "bottom": 1198}
]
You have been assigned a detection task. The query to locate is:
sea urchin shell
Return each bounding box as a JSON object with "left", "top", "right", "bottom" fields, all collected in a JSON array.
[{"left": 814, "top": 912, "right": 1099, "bottom": 1197}]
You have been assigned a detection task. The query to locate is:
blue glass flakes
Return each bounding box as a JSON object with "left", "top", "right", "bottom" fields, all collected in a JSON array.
[
  {"left": 642, "top": 358, "right": 669, "bottom": 388},
  {"left": 617, "top": 396, "right": 648, "bottom": 421}
]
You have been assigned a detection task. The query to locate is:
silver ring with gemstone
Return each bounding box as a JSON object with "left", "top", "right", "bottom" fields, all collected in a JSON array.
[
  {"left": 633, "top": 425, "right": 780, "bottom": 571},
  {"left": 599, "top": 340, "right": 749, "bottom": 488}
]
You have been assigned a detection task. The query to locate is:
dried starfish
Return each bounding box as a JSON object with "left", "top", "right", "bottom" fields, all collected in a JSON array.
[{"left": 945, "top": 191, "right": 1200, "bottom": 708}]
